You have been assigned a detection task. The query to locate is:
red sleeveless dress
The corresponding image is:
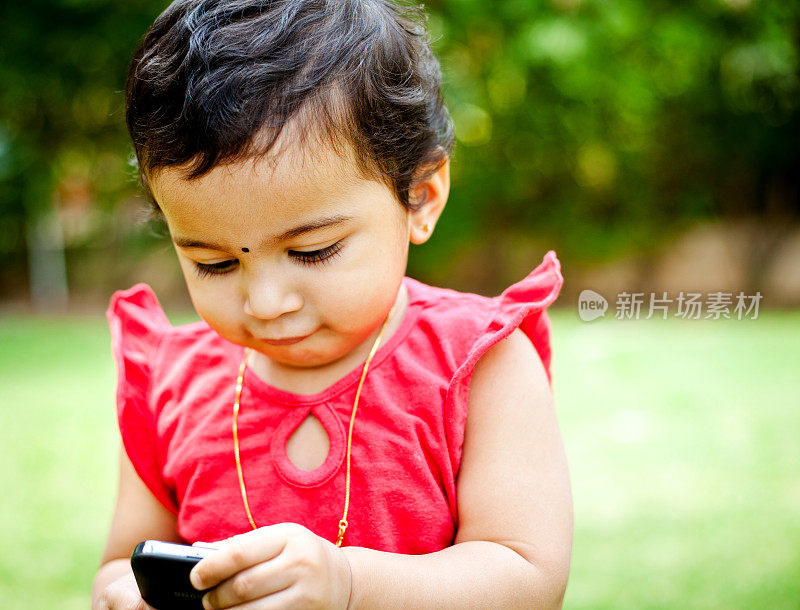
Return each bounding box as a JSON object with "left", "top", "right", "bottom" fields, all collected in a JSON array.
[{"left": 107, "top": 251, "right": 563, "bottom": 553}]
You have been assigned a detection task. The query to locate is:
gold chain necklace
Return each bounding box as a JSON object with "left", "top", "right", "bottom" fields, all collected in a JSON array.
[{"left": 232, "top": 305, "right": 396, "bottom": 548}]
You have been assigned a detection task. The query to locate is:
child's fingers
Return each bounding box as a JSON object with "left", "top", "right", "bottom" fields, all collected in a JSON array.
[
  {"left": 192, "top": 540, "right": 225, "bottom": 549},
  {"left": 190, "top": 527, "right": 285, "bottom": 591},
  {"left": 100, "top": 571, "right": 157, "bottom": 610},
  {"left": 200, "top": 559, "right": 294, "bottom": 609}
]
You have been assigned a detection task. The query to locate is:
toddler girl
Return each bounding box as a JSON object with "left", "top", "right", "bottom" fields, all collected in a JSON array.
[{"left": 92, "top": 1, "right": 573, "bottom": 608}]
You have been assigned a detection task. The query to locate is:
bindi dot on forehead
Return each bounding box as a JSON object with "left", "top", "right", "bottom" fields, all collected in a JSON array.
[{"left": 241, "top": 247, "right": 250, "bottom": 253}]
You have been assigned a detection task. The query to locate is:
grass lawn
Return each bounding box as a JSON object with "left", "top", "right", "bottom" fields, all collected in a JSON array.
[{"left": 0, "top": 308, "right": 798, "bottom": 608}]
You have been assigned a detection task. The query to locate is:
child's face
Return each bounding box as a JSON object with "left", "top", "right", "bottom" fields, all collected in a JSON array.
[{"left": 148, "top": 134, "right": 418, "bottom": 373}]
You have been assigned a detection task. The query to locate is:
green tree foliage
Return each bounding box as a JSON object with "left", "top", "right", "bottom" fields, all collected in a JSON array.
[
  {"left": 0, "top": 0, "right": 170, "bottom": 300},
  {"left": 0, "top": 0, "right": 797, "bottom": 299},
  {"left": 420, "top": 0, "right": 799, "bottom": 285}
]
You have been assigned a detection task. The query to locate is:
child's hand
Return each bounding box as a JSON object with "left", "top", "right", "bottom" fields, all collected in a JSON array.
[
  {"left": 94, "top": 571, "right": 156, "bottom": 610},
  {"left": 190, "top": 522, "right": 352, "bottom": 610}
]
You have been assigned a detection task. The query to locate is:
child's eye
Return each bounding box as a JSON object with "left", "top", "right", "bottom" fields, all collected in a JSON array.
[
  {"left": 289, "top": 241, "right": 344, "bottom": 266},
  {"left": 193, "top": 259, "right": 238, "bottom": 278},
  {"left": 190, "top": 242, "right": 343, "bottom": 277}
]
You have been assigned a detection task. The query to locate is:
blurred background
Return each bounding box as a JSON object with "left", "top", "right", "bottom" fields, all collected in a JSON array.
[{"left": 0, "top": 0, "right": 798, "bottom": 608}]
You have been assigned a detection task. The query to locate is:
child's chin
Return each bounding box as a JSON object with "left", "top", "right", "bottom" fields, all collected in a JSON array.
[{"left": 253, "top": 342, "right": 336, "bottom": 369}]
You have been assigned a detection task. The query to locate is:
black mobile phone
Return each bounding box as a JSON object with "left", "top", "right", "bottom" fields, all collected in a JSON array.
[{"left": 131, "top": 540, "right": 218, "bottom": 610}]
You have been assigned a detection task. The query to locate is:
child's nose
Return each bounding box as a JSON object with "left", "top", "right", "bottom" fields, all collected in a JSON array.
[{"left": 243, "top": 276, "right": 303, "bottom": 320}]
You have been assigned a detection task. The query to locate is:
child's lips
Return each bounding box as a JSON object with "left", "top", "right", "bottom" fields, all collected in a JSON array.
[{"left": 259, "top": 333, "right": 311, "bottom": 346}]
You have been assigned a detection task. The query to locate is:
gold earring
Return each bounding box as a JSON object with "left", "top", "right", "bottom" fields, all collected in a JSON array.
[{"left": 423, "top": 224, "right": 430, "bottom": 232}]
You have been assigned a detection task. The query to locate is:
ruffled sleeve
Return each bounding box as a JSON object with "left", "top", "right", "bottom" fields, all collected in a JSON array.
[
  {"left": 444, "top": 250, "right": 563, "bottom": 480},
  {"left": 106, "top": 283, "right": 179, "bottom": 515}
]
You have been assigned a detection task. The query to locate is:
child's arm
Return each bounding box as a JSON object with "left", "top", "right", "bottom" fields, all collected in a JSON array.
[
  {"left": 191, "top": 328, "right": 572, "bottom": 609},
  {"left": 342, "top": 327, "right": 573, "bottom": 608},
  {"left": 91, "top": 447, "right": 183, "bottom": 609}
]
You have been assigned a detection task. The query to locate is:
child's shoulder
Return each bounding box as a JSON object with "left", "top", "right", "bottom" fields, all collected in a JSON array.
[
  {"left": 400, "top": 250, "right": 563, "bottom": 376},
  {"left": 405, "top": 250, "right": 562, "bottom": 323}
]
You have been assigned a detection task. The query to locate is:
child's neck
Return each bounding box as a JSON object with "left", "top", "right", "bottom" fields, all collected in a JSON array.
[{"left": 248, "top": 282, "right": 408, "bottom": 396}]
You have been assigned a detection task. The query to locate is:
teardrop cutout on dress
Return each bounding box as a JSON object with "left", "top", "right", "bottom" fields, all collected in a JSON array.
[
  {"left": 286, "top": 412, "right": 330, "bottom": 471},
  {"left": 270, "top": 404, "right": 346, "bottom": 488}
]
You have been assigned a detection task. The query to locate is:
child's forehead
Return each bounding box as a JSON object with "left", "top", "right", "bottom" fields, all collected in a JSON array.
[{"left": 151, "top": 128, "right": 368, "bottom": 205}]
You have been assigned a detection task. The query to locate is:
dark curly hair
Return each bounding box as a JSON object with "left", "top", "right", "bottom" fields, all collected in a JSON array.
[{"left": 125, "top": 0, "right": 454, "bottom": 211}]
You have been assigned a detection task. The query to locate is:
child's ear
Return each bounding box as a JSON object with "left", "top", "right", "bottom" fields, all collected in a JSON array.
[{"left": 408, "top": 157, "right": 450, "bottom": 245}]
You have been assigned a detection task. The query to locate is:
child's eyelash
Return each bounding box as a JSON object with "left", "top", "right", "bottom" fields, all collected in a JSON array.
[
  {"left": 193, "top": 259, "right": 238, "bottom": 278},
  {"left": 192, "top": 242, "right": 344, "bottom": 278},
  {"left": 290, "top": 241, "right": 343, "bottom": 266}
]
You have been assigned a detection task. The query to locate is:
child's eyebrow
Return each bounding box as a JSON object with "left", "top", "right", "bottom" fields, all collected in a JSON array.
[{"left": 173, "top": 214, "right": 354, "bottom": 251}]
